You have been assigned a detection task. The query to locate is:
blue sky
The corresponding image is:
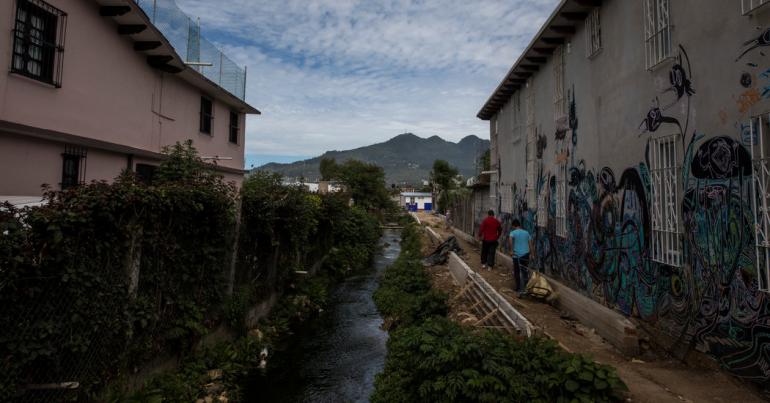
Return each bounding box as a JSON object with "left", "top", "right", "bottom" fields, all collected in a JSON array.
[{"left": 174, "top": 0, "right": 559, "bottom": 168}]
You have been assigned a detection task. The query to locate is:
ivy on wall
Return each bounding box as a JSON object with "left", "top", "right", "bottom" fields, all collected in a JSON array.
[{"left": 0, "top": 142, "right": 385, "bottom": 401}]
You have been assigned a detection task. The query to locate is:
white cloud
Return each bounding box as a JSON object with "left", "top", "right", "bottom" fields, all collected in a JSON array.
[{"left": 173, "top": 0, "right": 559, "bottom": 161}]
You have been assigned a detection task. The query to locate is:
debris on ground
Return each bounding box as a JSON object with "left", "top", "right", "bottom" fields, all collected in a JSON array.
[{"left": 422, "top": 236, "right": 461, "bottom": 266}]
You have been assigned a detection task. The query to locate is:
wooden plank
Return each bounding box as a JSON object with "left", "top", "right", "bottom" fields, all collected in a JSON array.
[{"left": 475, "top": 307, "right": 499, "bottom": 326}]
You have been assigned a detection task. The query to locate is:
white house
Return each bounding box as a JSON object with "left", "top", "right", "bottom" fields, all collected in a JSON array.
[{"left": 400, "top": 192, "right": 432, "bottom": 211}]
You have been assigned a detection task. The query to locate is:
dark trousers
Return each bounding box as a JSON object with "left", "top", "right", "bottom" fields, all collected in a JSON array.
[
  {"left": 513, "top": 254, "right": 530, "bottom": 292},
  {"left": 480, "top": 240, "right": 498, "bottom": 267}
]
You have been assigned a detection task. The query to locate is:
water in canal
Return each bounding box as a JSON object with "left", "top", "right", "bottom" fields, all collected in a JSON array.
[{"left": 245, "top": 229, "right": 400, "bottom": 403}]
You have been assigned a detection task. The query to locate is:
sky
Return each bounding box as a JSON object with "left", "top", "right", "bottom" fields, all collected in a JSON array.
[{"left": 174, "top": 0, "right": 560, "bottom": 169}]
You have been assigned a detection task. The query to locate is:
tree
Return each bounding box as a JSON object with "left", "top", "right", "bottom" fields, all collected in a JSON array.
[
  {"left": 430, "top": 160, "right": 459, "bottom": 214},
  {"left": 319, "top": 157, "right": 338, "bottom": 181},
  {"left": 430, "top": 160, "right": 459, "bottom": 192},
  {"left": 480, "top": 149, "right": 491, "bottom": 172},
  {"left": 336, "top": 160, "right": 392, "bottom": 211}
]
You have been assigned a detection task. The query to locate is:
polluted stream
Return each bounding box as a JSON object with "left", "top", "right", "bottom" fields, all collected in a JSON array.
[{"left": 245, "top": 229, "right": 401, "bottom": 402}]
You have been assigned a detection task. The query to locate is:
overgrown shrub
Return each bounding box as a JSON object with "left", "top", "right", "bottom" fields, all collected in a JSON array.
[
  {"left": 372, "top": 220, "right": 627, "bottom": 403},
  {"left": 0, "top": 141, "right": 235, "bottom": 399},
  {"left": 373, "top": 317, "right": 627, "bottom": 403},
  {"left": 374, "top": 223, "right": 447, "bottom": 329}
]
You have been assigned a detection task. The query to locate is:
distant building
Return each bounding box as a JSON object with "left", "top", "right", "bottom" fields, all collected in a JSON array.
[
  {"left": 0, "top": 0, "right": 260, "bottom": 197},
  {"left": 400, "top": 192, "right": 432, "bottom": 212}
]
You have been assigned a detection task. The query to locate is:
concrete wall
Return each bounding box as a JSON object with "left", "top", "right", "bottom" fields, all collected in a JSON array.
[
  {"left": 487, "top": 0, "right": 770, "bottom": 382},
  {"left": 0, "top": 0, "right": 247, "bottom": 194}
]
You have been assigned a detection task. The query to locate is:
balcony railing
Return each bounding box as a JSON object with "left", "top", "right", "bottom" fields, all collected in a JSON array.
[{"left": 135, "top": 0, "right": 246, "bottom": 100}]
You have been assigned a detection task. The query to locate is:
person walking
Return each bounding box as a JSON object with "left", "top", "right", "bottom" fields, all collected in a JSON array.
[
  {"left": 477, "top": 210, "right": 502, "bottom": 270},
  {"left": 508, "top": 219, "right": 534, "bottom": 296}
]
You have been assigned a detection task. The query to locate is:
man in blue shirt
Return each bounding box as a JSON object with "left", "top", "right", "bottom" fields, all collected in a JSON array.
[{"left": 508, "top": 219, "right": 534, "bottom": 296}]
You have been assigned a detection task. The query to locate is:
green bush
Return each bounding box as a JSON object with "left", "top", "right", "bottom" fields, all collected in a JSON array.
[
  {"left": 372, "top": 220, "right": 627, "bottom": 403},
  {"left": 373, "top": 222, "right": 446, "bottom": 329},
  {"left": 372, "top": 318, "right": 627, "bottom": 403},
  {"left": 0, "top": 141, "right": 235, "bottom": 399}
]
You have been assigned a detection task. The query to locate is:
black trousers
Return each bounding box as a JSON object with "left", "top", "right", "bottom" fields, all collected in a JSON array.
[
  {"left": 513, "top": 253, "right": 530, "bottom": 292},
  {"left": 480, "top": 240, "right": 498, "bottom": 266}
]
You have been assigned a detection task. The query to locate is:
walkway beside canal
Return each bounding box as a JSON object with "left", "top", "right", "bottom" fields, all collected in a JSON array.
[{"left": 416, "top": 212, "right": 765, "bottom": 403}]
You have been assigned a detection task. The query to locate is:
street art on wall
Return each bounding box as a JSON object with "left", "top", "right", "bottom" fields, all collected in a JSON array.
[
  {"left": 518, "top": 40, "right": 770, "bottom": 382},
  {"left": 736, "top": 27, "right": 770, "bottom": 62}
]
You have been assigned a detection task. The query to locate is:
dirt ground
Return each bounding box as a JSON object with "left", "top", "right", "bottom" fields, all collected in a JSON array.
[{"left": 416, "top": 211, "right": 766, "bottom": 403}]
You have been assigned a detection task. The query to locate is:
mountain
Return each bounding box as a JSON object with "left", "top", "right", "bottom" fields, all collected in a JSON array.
[{"left": 257, "top": 133, "right": 489, "bottom": 185}]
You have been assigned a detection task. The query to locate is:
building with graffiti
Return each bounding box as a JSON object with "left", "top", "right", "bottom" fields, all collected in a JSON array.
[{"left": 478, "top": 0, "right": 770, "bottom": 383}]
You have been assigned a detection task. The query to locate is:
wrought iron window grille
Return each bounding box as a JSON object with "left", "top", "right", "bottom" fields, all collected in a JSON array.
[{"left": 11, "top": 0, "right": 67, "bottom": 88}]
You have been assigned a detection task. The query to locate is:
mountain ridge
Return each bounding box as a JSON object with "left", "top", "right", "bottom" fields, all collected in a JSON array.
[{"left": 257, "top": 133, "right": 489, "bottom": 185}]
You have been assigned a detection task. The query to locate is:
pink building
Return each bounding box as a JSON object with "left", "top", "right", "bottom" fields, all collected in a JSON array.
[{"left": 0, "top": 0, "right": 260, "bottom": 197}]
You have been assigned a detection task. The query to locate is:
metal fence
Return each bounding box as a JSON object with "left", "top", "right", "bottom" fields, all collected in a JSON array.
[
  {"left": 450, "top": 188, "right": 492, "bottom": 238},
  {"left": 135, "top": 0, "right": 247, "bottom": 100}
]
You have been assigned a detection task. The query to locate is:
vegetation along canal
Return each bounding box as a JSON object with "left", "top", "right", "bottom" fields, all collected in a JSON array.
[{"left": 246, "top": 229, "right": 401, "bottom": 402}]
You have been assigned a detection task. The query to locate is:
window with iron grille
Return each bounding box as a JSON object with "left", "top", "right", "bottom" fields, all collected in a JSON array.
[
  {"left": 644, "top": 0, "right": 672, "bottom": 69},
  {"left": 490, "top": 172, "right": 498, "bottom": 201},
  {"left": 11, "top": 0, "right": 67, "bottom": 87},
  {"left": 526, "top": 78, "right": 537, "bottom": 208},
  {"left": 749, "top": 115, "right": 770, "bottom": 291},
  {"left": 200, "top": 96, "right": 213, "bottom": 134},
  {"left": 229, "top": 110, "right": 239, "bottom": 144},
  {"left": 649, "top": 133, "right": 682, "bottom": 267},
  {"left": 512, "top": 92, "right": 523, "bottom": 144},
  {"left": 537, "top": 185, "right": 548, "bottom": 228},
  {"left": 61, "top": 145, "right": 86, "bottom": 189},
  {"left": 555, "top": 161, "right": 567, "bottom": 238},
  {"left": 553, "top": 46, "right": 566, "bottom": 121},
  {"left": 585, "top": 8, "right": 602, "bottom": 58},
  {"left": 135, "top": 163, "right": 157, "bottom": 185},
  {"left": 743, "top": 0, "right": 770, "bottom": 15},
  {"left": 500, "top": 184, "right": 513, "bottom": 214},
  {"left": 491, "top": 115, "right": 499, "bottom": 169}
]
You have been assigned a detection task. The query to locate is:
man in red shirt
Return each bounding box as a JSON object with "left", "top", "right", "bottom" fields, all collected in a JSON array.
[{"left": 477, "top": 210, "right": 502, "bottom": 270}]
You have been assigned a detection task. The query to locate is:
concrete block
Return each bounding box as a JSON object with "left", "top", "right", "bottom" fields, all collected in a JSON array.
[
  {"left": 548, "top": 278, "right": 640, "bottom": 356},
  {"left": 409, "top": 212, "right": 421, "bottom": 225},
  {"left": 425, "top": 227, "right": 442, "bottom": 243},
  {"left": 447, "top": 251, "right": 469, "bottom": 286},
  {"left": 452, "top": 227, "right": 477, "bottom": 245}
]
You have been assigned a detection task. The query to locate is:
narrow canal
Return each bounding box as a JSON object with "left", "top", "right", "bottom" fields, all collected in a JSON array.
[{"left": 246, "top": 229, "right": 400, "bottom": 402}]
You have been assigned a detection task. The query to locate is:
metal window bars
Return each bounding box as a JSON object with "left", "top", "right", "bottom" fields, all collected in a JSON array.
[
  {"left": 61, "top": 145, "right": 87, "bottom": 189},
  {"left": 500, "top": 184, "right": 514, "bottom": 214},
  {"left": 750, "top": 115, "right": 770, "bottom": 291},
  {"left": 585, "top": 7, "right": 602, "bottom": 57},
  {"left": 512, "top": 92, "right": 523, "bottom": 143},
  {"left": 526, "top": 78, "right": 537, "bottom": 208},
  {"left": 11, "top": 0, "right": 67, "bottom": 88},
  {"left": 743, "top": 0, "right": 770, "bottom": 15},
  {"left": 491, "top": 116, "right": 499, "bottom": 170},
  {"left": 644, "top": 0, "right": 672, "bottom": 70},
  {"left": 537, "top": 184, "right": 548, "bottom": 228},
  {"left": 649, "top": 133, "right": 682, "bottom": 267},
  {"left": 135, "top": 0, "right": 247, "bottom": 100},
  {"left": 526, "top": 160, "right": 537, "bottom": 208},
  {"left": 552, "top": 46, "right": 566, "bottom": 121},
  {"left": 555, "top": 162, "right": 567, "bottom": 238}
]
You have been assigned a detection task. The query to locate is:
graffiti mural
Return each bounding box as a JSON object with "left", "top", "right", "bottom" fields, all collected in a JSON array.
[{"left": 516, "top": 38, "right": 770, "bottom": 383}]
